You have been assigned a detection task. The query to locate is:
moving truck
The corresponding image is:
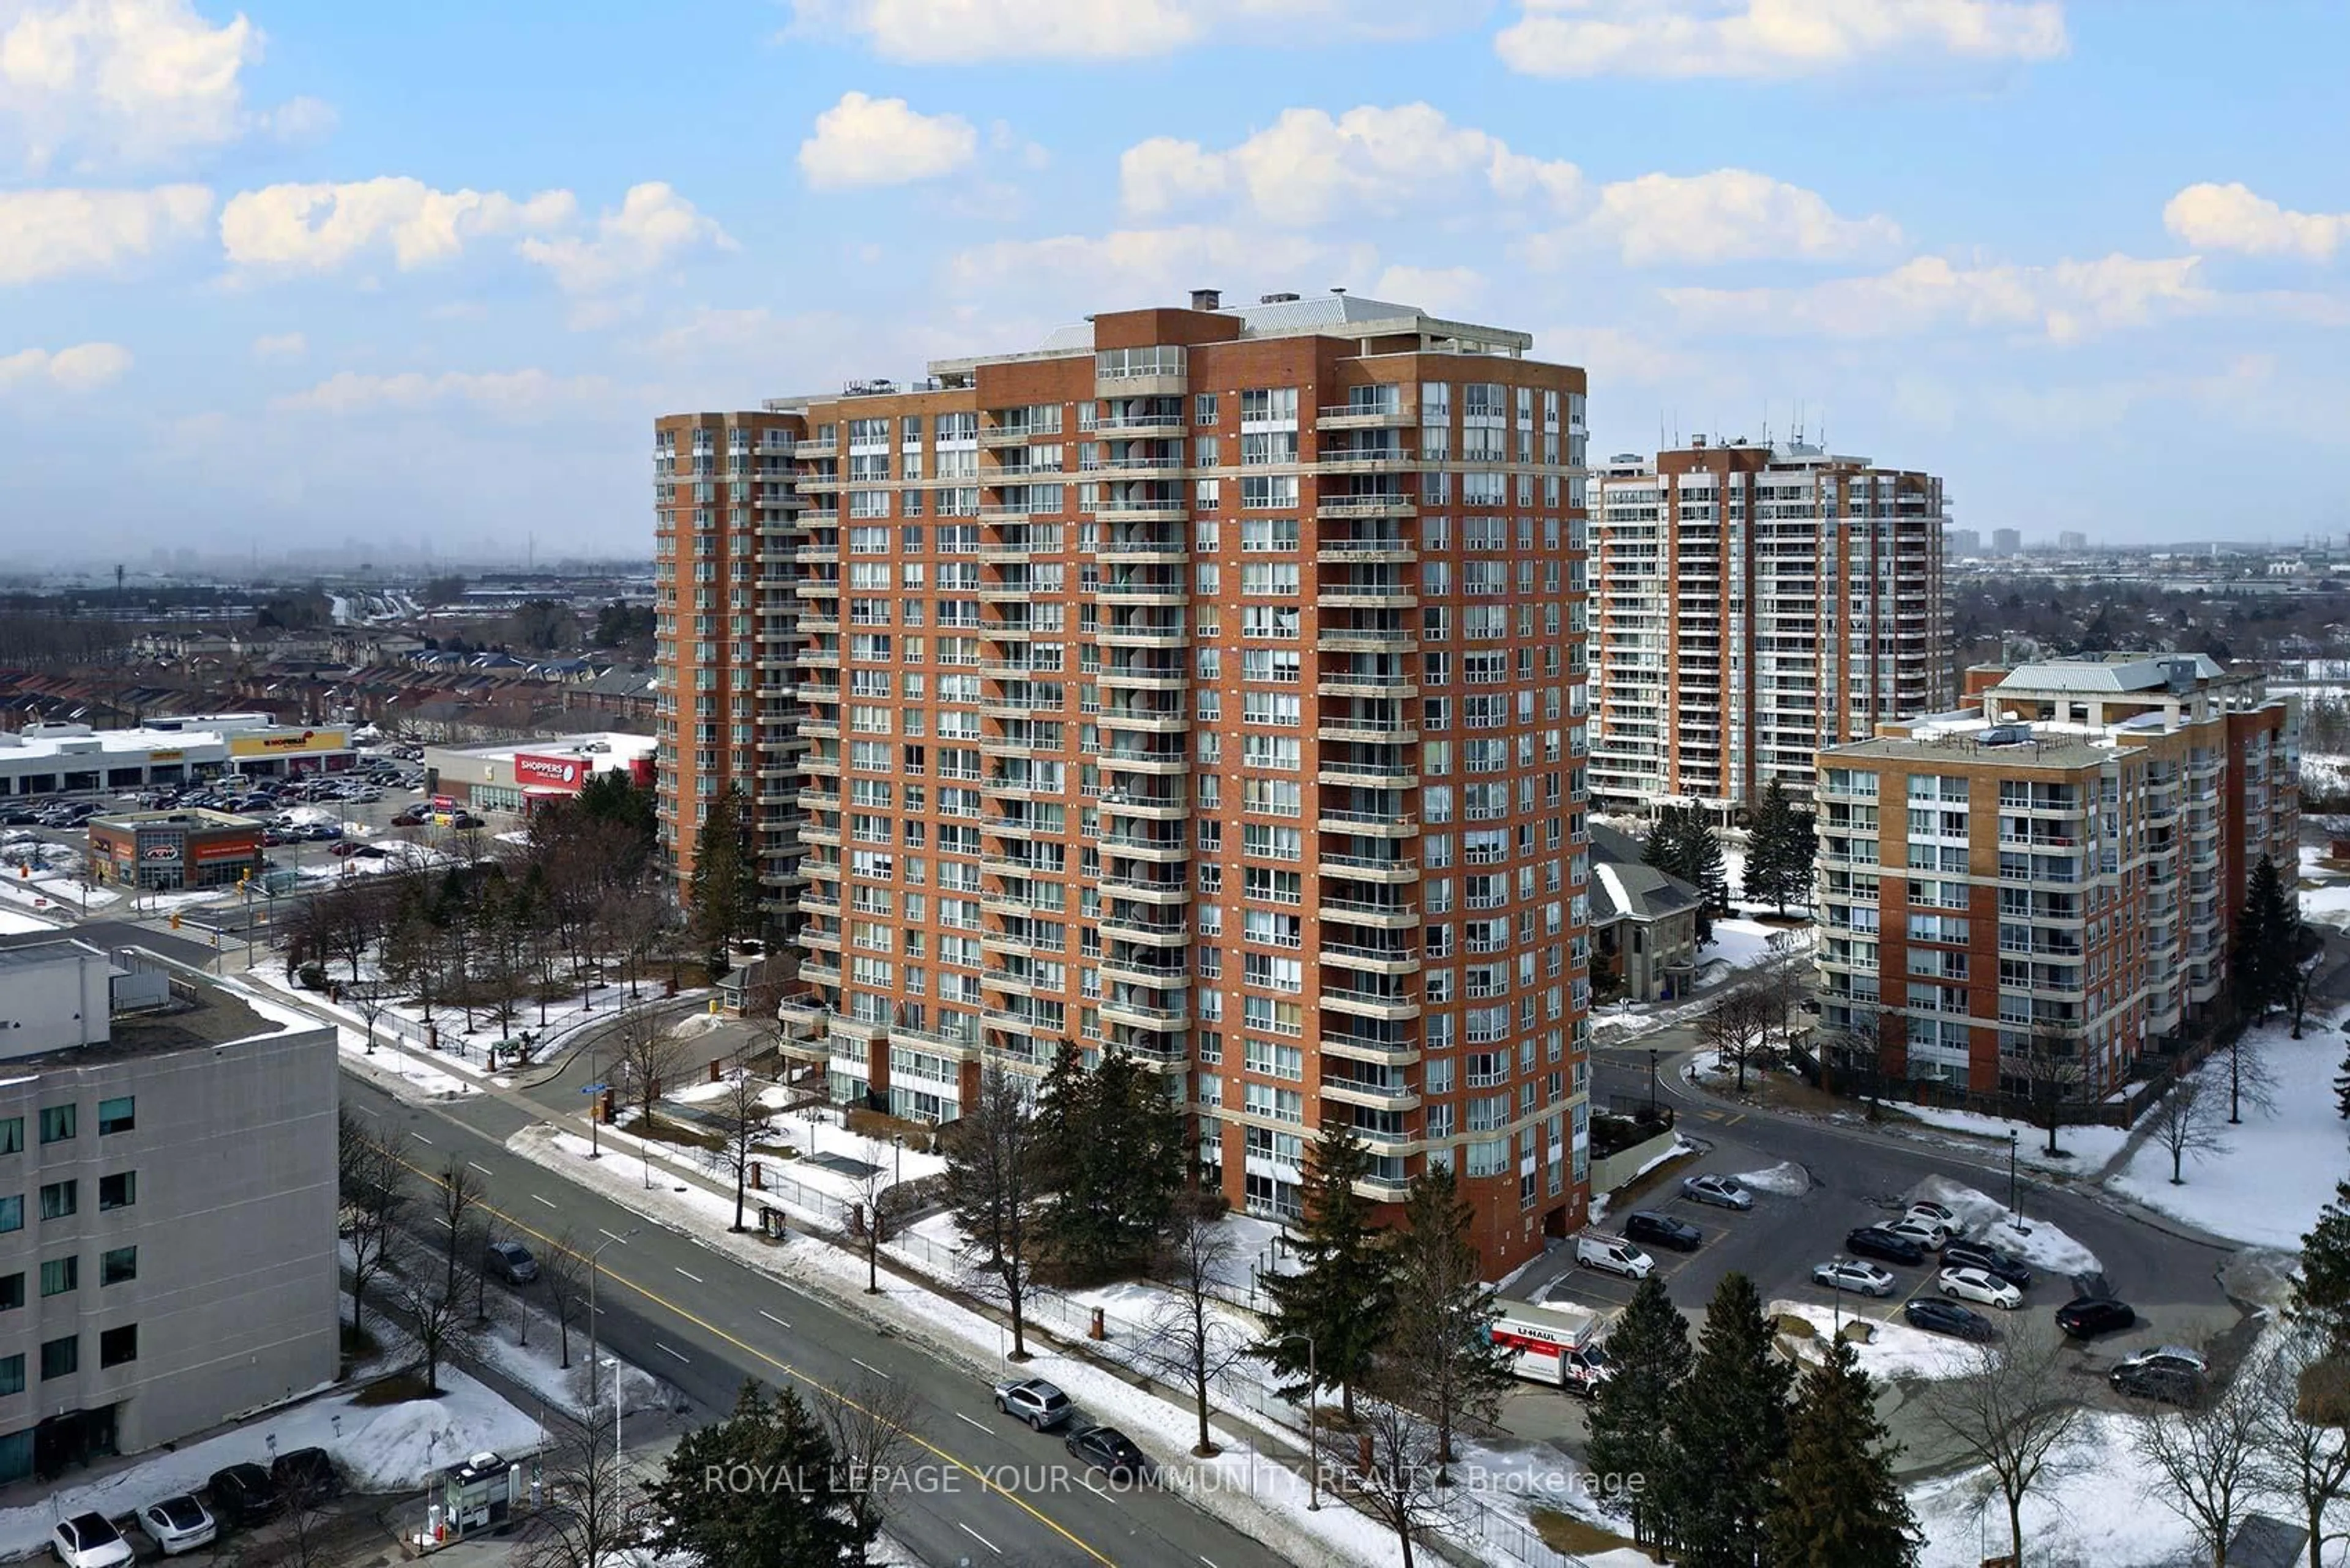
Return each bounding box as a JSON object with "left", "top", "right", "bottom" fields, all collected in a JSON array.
[{"left": 1489, "top": 1302, "right": 1614, "bottom": 1397}]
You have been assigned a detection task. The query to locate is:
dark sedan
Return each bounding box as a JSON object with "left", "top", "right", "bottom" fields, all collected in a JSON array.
[
  {"left": 2055, "top": 1296, "right": 2136, "bottom": 1339},
  {"left": 1622, "top": 1211, "right": 1703, "bottom": 1252},
  {"left": 1064, "top": 1424, "right": 1154, "bottom": 1484},
  {"left": 1904, "top": 1297, "right": 1996, "bottom": 1342},
  {"left": 1942, "top": 1240, "right": 2034, "bottom": 1290},
  {"left": 1845, "top": 1226, "right": 1925, "bottom": 1267},
  {"left": 206, "top": 1463, "right": 282, "bottom": 1526}
]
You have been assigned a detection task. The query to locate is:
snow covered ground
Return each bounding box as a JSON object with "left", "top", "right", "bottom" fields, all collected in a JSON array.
[
  {"left": 0, "top": 905, "right": 58, "bottom": 935},
  {"left": 1733, "top": 1162, "right": 1812, "bottom": 1197},
  {"left": 1891, "top": 1102, "right": 2133, "bottom": 1173},
  {"left": 2105, "top": 1012, "right": 2350, "bottom": 1249},
  {"left": 1910, "top": 1176, "right": 2103, "bottom": 1279},
  {"left": 1911, "top": 1409, "right": 2174, "bottom": 1568},
  {"left": 1767, "top": 1301, "right": 1983, "bottom": 1381},
  {"left": 0, "top": 1366, "right": 539, "bottom": 1558}
]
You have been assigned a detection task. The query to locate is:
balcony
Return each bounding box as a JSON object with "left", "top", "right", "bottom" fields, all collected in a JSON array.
[
  {"left": 1097, "top": 499, "right": 1189, "bottom": 523},
  {"left": 1316, "top": 494, "right": 1416, "bottom": 519},
  {"left": 1091, "top": 410, "right": 1186, "bottom": 434},
  {"left": 1100, "top": 661, "right": 1187, "bottom": 689},
  {"left": 1317, "top": 672, "right": 1416, "bottom": 698},
  {"left": 1315, "top": 403, "right": 1413, "bottom": 430},
  {"left": 1100, "top": 870, "right": 1190, "bottom": 903},
  {"left": 1322, "top": 939, "right": 1420, "bottom": 975},
  {"left": 1317, "top": 807, "right": 1417, "bottom": 835},
  {"left": 1318, "top": 758, "right": 1417, "bottom": 788},
  {"left": 1316, "top": 584, "right": 1417, "bottom": 610},
  {"left": 1101, "top": 994, "right": 1189, "bottom": 1030},
  {"left": 1319, "top": 987, "right": 1419, "bottom": 1021},
  {"left": 981, "top": 422, "right": 1058, "bottom": 447},
  {"left": 1102, "top": 748, "right": 1189, "bottom": 774},
  {"left": 1100, "top": 705, "right": 1187, "bottom": 733},
  {"left": 1319, "top": 1077, "right": 1421, "bottom": 1111},
  {"left": 1097, "top": 536, "right": 1188, "bottom": 559},
  {"left": 1321, "top": 895, "right": 1416, "bottom": 925},
  {"left": 794, "top": 438, "right": 838, "bottom": 459},
  {"left": 1097, "top": 620, "right": 1189, "bottom": 648},
  {"left": 1316, "top": 627, "right": 1416, "bottom": 654},
  {"left": 1316, "top": 539, "right": 1416, "bottom": 564},
  {"left": 1321, "top": 851, "right": 1418, "bottom": 881},
  {"left": 1102, "top": 831, "right": 1188, "bottom": 861},
  {"left": 1319, "top": 717, "right": 1417, "bottom": 744},
  {"left": 1098, "top": 578, "right": 1190, "bottom": 604},
  {"left": 1099, "top": 950, "right": 1188, "bottom": 987},
  {"left": 1102, "top": 910, "right": 1188, "bottom": 944}
]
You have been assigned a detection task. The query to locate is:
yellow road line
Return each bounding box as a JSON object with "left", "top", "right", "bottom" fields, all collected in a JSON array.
[{"left": 397, "top": 1153, "right": 1116, "bottom": 1566}]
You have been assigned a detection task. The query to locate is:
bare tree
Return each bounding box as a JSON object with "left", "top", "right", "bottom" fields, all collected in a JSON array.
[
  {"left": 431, "top": 1157, "right": 483, "bottom": 1298},
  {"left": 844, "top": 1168, "right": 908, "bottom": 1296},
  {"left": 613, "top": 1005, "right": 688, "bottom": 1138},
  {"left": 2010, "top": 1025, "right": 2089, "bottom": 1157},
  {"left": 276, "top": 1458, "right": 341, "bottom": 1568},
  {"left": 1141, "top": 1190, "right": 1256, "bottom": 1457},
  {"left": 2150, "top": 1077, "right": 2231, "bottom": 1185},
  {"left": 337, "top": 1110, "right": 408, "bottom": 1334},
  {"left": 539, "top": 1228, "right": 589, "bottom": 1372},
  {"left": 943, "top": 1062, "right": 1045, "bottom": 1361},
  {"left": 707, "top": 1045, "right": 774, "bottom": 1233},
  {"left": 394, "top": 1238, "right": 474, "bottom": 1396},
  {"left": 2133, "top": 1354, "right": 2262, "bottom": 1568},
  {"left": 349, "top": 982, "right": 390, "bottom": 1056},
  {"left": 513, "top": 1413, "right": 649, "bottom": 1568},
  {"left": 2250, "top": 1324, "right": 2350, "bottom": 1568},
  {"left": 1821, "top": 1004, "right": 1889, "bottom": 1101},
  {"left": 2224, "top": 1027, "right": 2278, "bottom": 1125},
  {"left": 1922, "top": 1315, "right": 2087, "bottom": 1566},
  {"left": 1324, "top": 1381, "right": 1461, "bottom": 1568},
  {"left": 816, "top": 1378, "right": 921, "bottom": 1568},
  {"left": 1752, "top": 935, "right": 1811, "bottom": 1060},
  {"left": 1698, "top": 984, "right": 1775, "bottom": 1093}
]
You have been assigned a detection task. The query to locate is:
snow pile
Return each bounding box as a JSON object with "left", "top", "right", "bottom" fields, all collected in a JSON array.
[
  {"left": 1893, "top": 1102, "right": 2132, "bottom": 1173},
  {"left": 1767, "top": 1302, "right": 1983, "bottom": 1381},
  {"left": 2107, "top": 1014, "right": 2350, "bottom": 1249},
  {"left": 0, "top": 1367, "right": 539, "bottom": 1558},
  {"left": 1910, "top": 1409, "right": 2177, "bottom": 1568},
  {"left": 1911, "top": 1176, "right": 2103, "bottom": 1279},
  {"left": 1705, "top": 918, "right": 1804, "bottom": 973},
  {"left": 1734, "top": 1162, "right": 1812, "bottom": 1197},
  {"left": 0, "top": 906, "right": 59, "bottom": 935}
]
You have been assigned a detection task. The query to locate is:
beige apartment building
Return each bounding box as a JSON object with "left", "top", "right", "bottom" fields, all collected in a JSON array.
[
  {"left": 655, "top": 290, "right": 1597, "bottom": 1272},
  {"left": 1813, "top": 653, "right": 2297, "bottom": 1094},
  {"left": 1591, "top": 438, "right": 1947, "bottom": 816}
]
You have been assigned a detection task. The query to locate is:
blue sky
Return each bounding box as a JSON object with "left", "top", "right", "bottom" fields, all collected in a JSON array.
[{"left": 4, "top": 0, "right": 2346, "bottom": 564}]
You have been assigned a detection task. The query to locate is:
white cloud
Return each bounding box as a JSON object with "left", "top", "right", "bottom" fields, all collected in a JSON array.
[
  {"left": 249, "top": 330, "right": 304, "bottom": 360},
  {"left": 517, "top": 182, "right": 731, "bottom": 294},
  {"left": 1120, "top": 104, "right": 1581, "bottom": 225},
  {"left": 1550, "top": 168, "right": 1905, "bottom": 264},
  {"left": 0, "top": 339, "right": 131, "bottom": 390},
  {"left": 798, "top": 91, "right": 977, "bottom": 191},
  {"left": 1662, "top": 252, "right": 2211, "bottom": 343},
  {"left": 1370, "top": 264, "right": 1485, "bottom": 317},
  {"left": 789, "top": 0, "right": 1453, "bottom": 62},
  {"left": 220, "top": 177, "right": 576, "bottom": 273},
  {"left": 0, "top": 0, "right": 325, "bottom": 171},
  {"left": 2163, "top": 182, "right": 2348, "bottom": 262},
  {"left": 949, "top": 224, "right": 1376, "bottom": 305},
  {"left": 0, "top": 182, "right": 209, "bottom": 283},
  {"left": 1537, "top": 323, "right": 1703, "bottom": 385},
  {"left": 1496, "top": 0, "right": 2067, "bottom": 80},
  {"left": 269, "top": 367, "right": 615, "bottom": 420}
]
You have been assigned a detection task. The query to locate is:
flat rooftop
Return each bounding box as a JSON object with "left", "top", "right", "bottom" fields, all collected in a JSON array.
[
  {"left": 0, "top": 933, "right": 291, "bottom": 1064},
  {"left": 88, "top": 808, "right": 256, "bottom": 831},
  {"left": 429, "top": 732, "right": 655, "bottom": 766},
  {"left": 1829, "top": 730, "right": 2119, "bottom": 770}
]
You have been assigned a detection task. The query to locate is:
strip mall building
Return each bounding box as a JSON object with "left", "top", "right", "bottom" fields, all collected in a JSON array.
[
  {"left": 419, "top": 733, "right": 657, "bottom": 814},
  {"left": 0, "top": 716, "right": 354, "bottom": 799}
]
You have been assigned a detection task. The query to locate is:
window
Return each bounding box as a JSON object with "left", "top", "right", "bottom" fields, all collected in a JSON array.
[
  {"left": 0, "top": 1273, "right": 19, "bottom": 1310},
  {"left": 0, "top": 1354, "right": 20, "bottom": 1396},
  {"left": 98, "top": 1172, "right": 133, "bottom": 1211},
  {"left": 39, "top": 1181, "right": 75, "bottom": 1220},
  {"left": 96, "top": 1097, "right": 133, "bottom": 1137},
  {"left": 40, "top": 1335, "right": 75, "bottom": 1380},
  {"left": 0, "top": 1195, "right": 17, "bottom": 1233},
  {"left": 38, "top": 1106, "right": 73, "bottom": 1144},
  {"left": 0, "top": 1118, "right": 19, "bottom": 1155},
  {"left": 100, "top": 1325, "right": 136, "bottom": 1369},
  {"left": 40, "top": 1257, "right": 75, "bottom": 1297},
  {"left": 100, "top": 1247, "right": 136, "bottom": 1286}
]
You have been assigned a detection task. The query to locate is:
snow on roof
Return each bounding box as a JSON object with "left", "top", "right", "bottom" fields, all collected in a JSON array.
[{"left": 1993, "top": 652, "right": 2226, "bottom": 693}]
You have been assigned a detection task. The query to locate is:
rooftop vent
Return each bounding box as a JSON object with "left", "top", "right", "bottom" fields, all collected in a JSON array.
[
  {"left": 1259, "top": 292, "right": 1300, "bottom": 304},
  {"left": 1190, "top": 288, "right": 1221, "bottom": 311}
]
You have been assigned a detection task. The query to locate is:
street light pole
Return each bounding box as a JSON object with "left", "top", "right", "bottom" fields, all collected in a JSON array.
[
  {"left": 1648, "top": 1047, "right": 1658, "bottom": 1116},
  {"left": 585, "top": 1228, "right": 637, "bottom": 1407},
  {"left": 1277, "top": 1332, "right": 1320, "bottom": 1510}
]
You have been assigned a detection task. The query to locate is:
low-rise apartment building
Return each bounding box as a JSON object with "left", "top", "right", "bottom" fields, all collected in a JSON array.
[
  {"left": 1591, "top": 438, "right": 1947, "bottom": 816},
  {"left": 0, "top": 939, "right": 338, "bottom": 1484},
  {"left": 1813, "top": 653, "right": 2297, "bottom": 1093}
]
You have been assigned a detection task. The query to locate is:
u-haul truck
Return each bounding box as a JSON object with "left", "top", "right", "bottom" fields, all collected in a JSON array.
[{"left": 1488, "top": 1302, "right": 1613, "bottom": 1397}]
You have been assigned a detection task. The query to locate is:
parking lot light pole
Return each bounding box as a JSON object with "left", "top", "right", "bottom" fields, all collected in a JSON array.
[
  {"left": 1648, "top": 1048, "right": 1658, "bottom": 1116},
  {"left": 1275, "top": 1332, "right": 1320, "bottom": 1510},
  {"left": 1830, "top": 1254, "right": 1845, "bottom": 1338},
  {"left": 586, "top": 1228, "right": 638, "bottom": 1407}
]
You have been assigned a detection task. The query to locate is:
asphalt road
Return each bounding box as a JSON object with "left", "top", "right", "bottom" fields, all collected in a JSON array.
[{"left": 341, "top": 1066, "right": 1294, "bottom": 1568}]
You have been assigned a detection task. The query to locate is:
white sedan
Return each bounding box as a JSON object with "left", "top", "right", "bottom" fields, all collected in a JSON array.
[
  {"left": 1882, "top": 1218, "right": 1949, "bottom": 1252},
  {"left": 1813, "top": 1260, "right": 1897, "bottom": 1297},
  {"left": 51, "top": 1514, "right": 133, "bottom": 1568},
  {"left": 136, "top": 1496, "right": 217, "bottom": 1556},
  {"left": 1906, "top": 1200, "right": 1962, "bottom": 1231},
  {"left": 1939, "top": 1265, "right": 2023, "bottom": 1310}
]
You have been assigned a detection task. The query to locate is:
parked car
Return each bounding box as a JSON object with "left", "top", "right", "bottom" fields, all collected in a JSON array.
[
  {"left": 135, "top": 1495, "right": 217, "bottom": 1556},
  {"left": 485, "top": 1240, "right": 540, "bottom": 1284},
  {"left": 1064, "top": 1424, "right": 1154, "bottom": 1484},
  {"left": 1621, "top": 1211, "right": 1703, "bottom": 1252},
  {"left": 329, "top": 840, "right": 360, "bottom": 857},
  {"left": 205, "top": 1463, "right": 282, "bottom": 1526},
  {"left": 2112, "top": 1356, "right": 2206, "bottom": 1405},
  {"left": 993, "top": 1376, "right": 1074, "bottom": 1431},
  {"left": 2055, "top": 1296, "right": 2136, "bottom": 1339},
  {"left": 2114, "top": 1345, "right": 2210, "bottom": 1382},
  {"left": 51, "top": 1514, "right": 134, "bottom": 1568},
  {"left": 452, "top": 812, "right": 485, "bottom": 829},
  {"left": 1938, "top": 1266, "right": 2023, "bottom": 1310},
  {"left": 1680, "top": 1173, "right": 1755, "bottom": 1211},
  {"left": 1845, "top": 1226, "right": 1925, "bottom": 1267},
  {"left": 1942, "top": 1241, "right": 2033, "bottom": 1290},
  {"left": 1904, "top": 1298, "right": 1996, "bottom": 1341},
  {"left": 1882, "top": 1218, "right": 1949, "bottom": 1252},
  {"left": 1812, "top": 1260, "right": 1897, "bottom": 1297},
  {"left": 1575, "top": 1234, "right": 1656, "bottom": 1280},
  {"left": 1903, "top": 1201, "right": 1958, "bottom": 1233},
  {"left": 270, "top": 1447, "right": 343, "bottom": 1501}
]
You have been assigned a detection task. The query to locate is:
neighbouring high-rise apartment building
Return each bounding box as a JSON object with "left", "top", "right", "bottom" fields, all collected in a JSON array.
[
  {"left": 653, "top": 292, "right": 1598, "bottom": 1271},
  {"left": 1813, "top": 653, "right": 2298, "bottom": 1094},
  {"left": 1993, "top": 527, "right": 2023, "bottom": 556},
  {"left": 1589, "top": 439, "right": 1949, "bottom": 817}
]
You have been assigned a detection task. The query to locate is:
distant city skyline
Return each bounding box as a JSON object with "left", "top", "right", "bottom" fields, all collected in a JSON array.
[{"left": 3, "top": 1, "right": 2346, "bottom": 556}]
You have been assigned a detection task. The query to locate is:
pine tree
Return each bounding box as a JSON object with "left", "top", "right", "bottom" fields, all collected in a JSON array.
[
  {"left": 2336, "top": 1045, "right": 2350, "bottom": 1120},
  {"left": 1586, "top": 1274, "right": 1693, "bottom": 1552},
  {"left": 2294, "top": 1180, "right": 2350, "bottom": 1356},
  {"left": 1666, "top": 1272, "right": 1793, "bottom": 1567},
  {"left": 1035, "top": 1046, "right": 1187, "bottom": 1283},
  {"left": 649, "top": 1381, "right": 870, "bottom": 1567},
  {"left": 1742, "top": 778, "right": 1817, "bottom": 916},
  {"left": 1767, "top": 1335, "right": 1920, "bottom": 1568},
  {"left": 687, "top": 782, "right": 759, "bottom": 973},
  {"left": 1383, "top": 1167, "right": 1515, "bottom": 1471},
  {"left": 1643, "top": 806, "right": 1721, "bottom": 942},
  {"left": 1257, "top": 1119, "right": 1395, "bottom": 1419}
]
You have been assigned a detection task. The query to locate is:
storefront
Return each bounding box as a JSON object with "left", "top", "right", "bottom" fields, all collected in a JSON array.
[{"left": 87, "top": 809, "right": 263, "bottom": 891}]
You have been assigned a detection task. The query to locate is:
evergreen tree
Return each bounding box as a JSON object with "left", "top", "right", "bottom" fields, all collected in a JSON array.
[
  {"left": 1034, "top": 1045, "right": 1187, "bottom": 1283},
  {"left": 2232, "top": 854, "right": 2300, "bottom": 1021},
  {"left": 1257, "top": 1119, "right": 1395, "bottom": 1419},
  {"left": 687, "top": 782, "right": 760, "bottom": 973},
  {"left": 1643, "top": 806, "right": 1723, "bottom": 941},
  {"left": 2294, "top": 1180, "right": 2350, "bottom": 1356},
  {"left": 1383, "top": 1167, "right": 1515, "bottom": 1471},
  {"left": 1666, "top": 1272, "right": 1793, "bottom": 1567},
  {"left": 649, "top": 1381, "right": 869, "bottom": 1568},
  {"left": 1586, "top": 1274, "right": 1693, "bottom": 1552},
  {"left": 1766, "top": 1335, "right": 1920, "bottom": 1568},
  {"left": 2336, "top": 1044, "right": 2350, "bottom": 1120},
  {"left": 1742, "top": 778, "right": 1818, "bottom": 916}
]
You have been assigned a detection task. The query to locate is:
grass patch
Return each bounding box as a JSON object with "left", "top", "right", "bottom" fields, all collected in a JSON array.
[
  {"left": 635, "top": 1114, "right": 722, "bottom": 1152},
  {"left": 1532, "top": 1507, "right": 1636, "bottom": 1555},
  {"left": 351, "top": 1370, "right": 441, "bottom": 1406}
]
